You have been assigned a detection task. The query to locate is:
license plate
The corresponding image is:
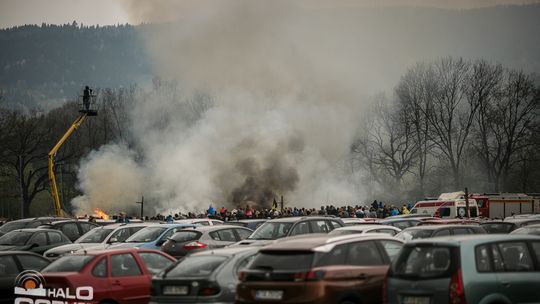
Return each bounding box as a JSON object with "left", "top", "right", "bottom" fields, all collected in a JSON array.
[
  {"left": 162, "top": 285, "right": 189, "bottom": 295},
  {"left": 255, "top": 290, "right": 283, "bottom": 300},
  {"left": 402, "top": 296, "right": 430, "bottom": 304}
]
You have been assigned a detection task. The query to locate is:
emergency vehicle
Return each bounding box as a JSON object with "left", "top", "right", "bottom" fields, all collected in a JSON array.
[
  {"left": 470, "top": 193, "right": 537, "bottom": 218},
  {"left": 410, "top": 192, "right": 479, "bottom": 218}
]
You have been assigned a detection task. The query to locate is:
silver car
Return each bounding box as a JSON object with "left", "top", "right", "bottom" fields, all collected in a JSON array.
[{"left": 385, "top": 234, "right": 540, "bottom": 304}]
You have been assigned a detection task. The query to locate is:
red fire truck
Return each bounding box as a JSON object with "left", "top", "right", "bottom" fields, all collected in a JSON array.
[{"left": 470, "top": 193, "right": 536, "bottom": 218}]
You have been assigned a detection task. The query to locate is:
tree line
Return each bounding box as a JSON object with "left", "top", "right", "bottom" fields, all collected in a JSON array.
[{"left": 352, "top": 57, "right": 540, "bottom": 201}]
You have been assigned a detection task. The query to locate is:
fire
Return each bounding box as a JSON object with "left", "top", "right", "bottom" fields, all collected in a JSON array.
[{"left": 94, "top": 208, "right": 110, "bottom": 220}]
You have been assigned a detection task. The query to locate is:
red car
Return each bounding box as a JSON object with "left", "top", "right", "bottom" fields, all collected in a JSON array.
[{"left": 40, "top": 248, "right": 175, "bottom": 304}]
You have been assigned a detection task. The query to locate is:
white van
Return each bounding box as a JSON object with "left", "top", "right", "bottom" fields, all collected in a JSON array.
[{"left": 411, "top": 199, "right": 479, "bottom": 218}]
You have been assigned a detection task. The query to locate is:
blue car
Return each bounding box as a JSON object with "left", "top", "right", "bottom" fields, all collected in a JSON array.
[{"left": 109, "top": 223, "right": 196, "bottom": 250}]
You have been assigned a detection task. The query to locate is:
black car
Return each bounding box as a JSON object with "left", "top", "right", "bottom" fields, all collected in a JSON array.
[
  {"left": 233, "top": 216, "right": 345, "bottom": 247},
  {"left": 151, "top": 247, "right": 258, "bottom": 304},
  {"left": 37, "top": 220, "right": 99, "bottom": 242},
  {"left": 0, "top": 251, "right": 51, "bottom": 303},
  {"left": 0, "top": 217, "right": 70, "bottom": 237},
  {"left": 161, "top": 225, "right": 253, "bottom": 258},
  {"left": 0, "top": 228, "right": 71, "bottom": 254}
]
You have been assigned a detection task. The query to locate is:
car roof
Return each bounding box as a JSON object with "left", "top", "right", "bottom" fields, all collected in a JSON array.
[
  {"left": 333, "top": 224, "right": 396, "bottom": 231},
  {"left": 261, "top": 233, "right": 399, "bottom": 252},
  {"left": 380, "top": 218, "right": 421, "bottom": 223},
  {"left": 73, "top": 247, "right": 164, "bottom": 256},
  {"left": 179, "top": 224, "right": 252, "bottom": 232},
  {"left": 402, "top": 224, "right": 480, "bottom": 231},
  {"left": 13, "top": 228, "right": 61, "bottom": 233},
  {"left": 230, "top": 219, "right": 269, "bottom": 222},
  {"left": 407, "top": 234, "right": 540, "bottom": 246},
  {"left": 0, "top": 251, "right": 49, "bottom": 257},
  {"left": 265, "top": 216, "right": 339, "bottom": 223}
]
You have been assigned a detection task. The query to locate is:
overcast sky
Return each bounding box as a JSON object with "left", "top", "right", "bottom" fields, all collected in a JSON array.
[{"left": 1, "top": 0, "right": 540, "bottom": 29}]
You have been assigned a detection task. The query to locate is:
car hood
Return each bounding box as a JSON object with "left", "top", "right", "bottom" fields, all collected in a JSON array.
[{"left": 0, "top": 244, "right": 24, "bottom": 251}]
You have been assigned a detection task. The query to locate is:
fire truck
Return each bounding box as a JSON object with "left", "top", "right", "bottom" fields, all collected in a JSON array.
[{"left": 470, "top": 193, "right": 537, "bottom": 219}]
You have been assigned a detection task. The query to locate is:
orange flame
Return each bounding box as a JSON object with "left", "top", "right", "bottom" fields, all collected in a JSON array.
[{"left": 94, "top": 208, "right": 110, "bottom": 220}]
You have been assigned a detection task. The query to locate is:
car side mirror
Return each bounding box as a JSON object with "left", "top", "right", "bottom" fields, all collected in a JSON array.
[
  {"left": 30, "top": 243, "right": 39, "bottom": 248},
  {"left": 156, "top": 239, "right": 166, "bottom": 246},
  {"left": 109, "top": 237, "right": 118, "bottom": 243}
]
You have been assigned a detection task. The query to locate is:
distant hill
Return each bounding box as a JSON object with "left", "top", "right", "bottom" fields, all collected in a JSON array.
[
  {"left": 0, "top": 22, "right": 151, "bottom": 110},
  {"left": 1, "top": 4, "right": 539, "bottom": 109}
]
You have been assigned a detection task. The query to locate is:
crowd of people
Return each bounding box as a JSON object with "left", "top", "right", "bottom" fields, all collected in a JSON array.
[{"left": 143, "top": 200, "right": 414, "bottom": 222}]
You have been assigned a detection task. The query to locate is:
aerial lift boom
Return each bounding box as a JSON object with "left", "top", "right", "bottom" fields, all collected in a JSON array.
[{"left": 48, "top": 87, "right": 96, "bottom": 216}]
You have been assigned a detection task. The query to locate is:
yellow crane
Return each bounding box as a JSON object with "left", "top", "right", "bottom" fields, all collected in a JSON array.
[{"left": 48, "top": 86, "right": 97, "bottom": 216}]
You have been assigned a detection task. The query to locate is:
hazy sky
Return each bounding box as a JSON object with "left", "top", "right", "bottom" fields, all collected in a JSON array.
[{"left": 1, "top": 0, "right": 540, "bottom": 29}]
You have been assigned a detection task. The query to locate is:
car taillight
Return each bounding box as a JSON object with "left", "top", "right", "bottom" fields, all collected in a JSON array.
[
  {"left": 183, "top": 241, "right": 207, "bottom": 250},
  {"left": 238, "top": 271, "right": 247, "bottom": 282},
  {"left": 449, "top": 268, "right": 466, "bottom": 304},
  {"left": 293, "top": 270, "right": 325, "bottom": 282},
  {"left": 198, "top": 282, "right": 220, "bottom": 296}
]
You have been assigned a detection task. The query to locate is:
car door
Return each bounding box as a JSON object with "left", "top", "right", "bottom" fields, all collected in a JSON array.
[
  {"left": 289, "top": 221, "right": 311, "bottom": 236},
  {"left": 492, "top": 241, "right": 540, "bottom": 303},
  {"left": 27, "top": 232, "right": 48, "bottom": 254},
  {"left": 109, "top": 253, "right": 150, "bottom": 304},
  {"left": 0, "top": 255, "right": 20, "bottom": 303}
]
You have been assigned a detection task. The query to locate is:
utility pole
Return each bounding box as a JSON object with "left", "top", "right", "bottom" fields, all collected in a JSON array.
[{"left": 135, "top": 196, "right": 144, "bottom": 220}]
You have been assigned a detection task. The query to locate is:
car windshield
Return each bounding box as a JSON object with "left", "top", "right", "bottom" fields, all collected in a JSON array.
[
  {"left": 0, "top": 221, "right": 29, "bottom": 233},
  {"left": 127, "top": 227, "right": 167, "bottom": 243},
  {"left": 248, "top": 222, "right": 293, "bottom": 240},
  {"left": 0, "top": 231, "right": 33, "bottom": 245},
  {"left": 392, "top": 246, "right": 454, "bottom": 279},
  {"left": 396, "top": 229, "right": 433, "bottom": 241},
  {"left": 76, "top": 228, "right": 112, "bottom": 243},
  {"left": 166, "top": 255, "right": 228, "bottom": 278},
  {"left": 42, "top": 255, "right": 95, "bottom": 273},
  {"left": 250, "top": 251, "right": 314, "bottom": 271}
]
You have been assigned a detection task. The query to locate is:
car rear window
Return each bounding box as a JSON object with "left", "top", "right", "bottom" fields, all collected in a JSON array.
[
  {"left": 251, "top": 251, "right": 314, "bottom": 271},
  {"left": 43, "top": 255, "right": 94, "bottom": 273},
  {"left": 0, "top": 231, "right": 33, "bottom": 245},
  {"left": 127, "top": 227, "right": 167, "bottom": 242},
  {"left": 166, "top": 255, "right": 227, "bottom": 278},
  {"left": 249, "top": 222, "right": 293, "bottom": 240},
  {"left": 392, "top": 246, "right": 455, "bottom": 279},
  {"left": 481, "top": 223, "right": 515, "bottom": 234},
  {"left": 170, "top": 231, "right": 201, "bottom": 242}
]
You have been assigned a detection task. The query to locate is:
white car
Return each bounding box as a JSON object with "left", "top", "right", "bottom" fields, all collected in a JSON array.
[{"left": 329, "top": 224, "right": 401, "bottom": 236}]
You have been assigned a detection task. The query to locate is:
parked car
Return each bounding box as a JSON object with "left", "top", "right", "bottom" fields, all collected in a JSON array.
[
  {"left": 41, "top": 248, "right": 175, "bottom": 304},
  {"left": 162, "top": 225, "right": 253, "bottom": 258},
  {"left": 37, "top": 219, "right": 99, "bottom": 242},
  {"left": 395, "top": 225, "right": 487, "bottom": 241},
  {"left": 232, "top": 217, "right": 345, "bottom": 247},
  {"left": 174, "top": 218, "right": 224, "bottom": 226},
  {"left": 379, "top": 218, "right": 422, "bottom": 230},
  {"left": 0, "top": 217, "right": 70, "bottom": 236},
  {"left": 236, "top": 234, "right": 404, "bottom": 304},
  {"left": 43, "top": 222, "right": 154, "bottom": 260},
  {"left": 0, "top": 229, "right": 71, "bottom": 254},
  {"left": 108, "top": 223, "right": 196, "bottom": 250},
  {"left": 227, "top": 219, "right": 269, "bottom": 230},
  {"left": 417, "top": 218, "right": 481, "bottom": 226},
  {"left": 151, "top": 247, "right": 258, "bottom": 304},
  {"left": 510, "top": 224, "right": 540, "bottom": 236},
  {"left": 385, "top": 234, "right": 540, "bottom": 304},
  {"left": 0, "top": 251, "right": 51, "bottom": 303},
  {"left": 480, "top": 220, "right": 518, "bottom": 234},
  {"left": 340, "top": 218, "right": 379, "bottom": 226},
  {"left": 329, "top": 224, "right": 401, "bottom": 236},
  {"left": 504, "top": 217, "right": 540, "bottom": 228}
]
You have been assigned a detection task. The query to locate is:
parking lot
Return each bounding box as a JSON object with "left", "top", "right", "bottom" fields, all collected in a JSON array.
[{"left": 1, "top": 212, "right": 539, "bottom": 304}]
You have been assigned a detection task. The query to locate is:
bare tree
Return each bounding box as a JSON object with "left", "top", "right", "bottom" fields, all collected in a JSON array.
[{"left": 473, "top": 68, "right": 539, "bottom": 191}]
